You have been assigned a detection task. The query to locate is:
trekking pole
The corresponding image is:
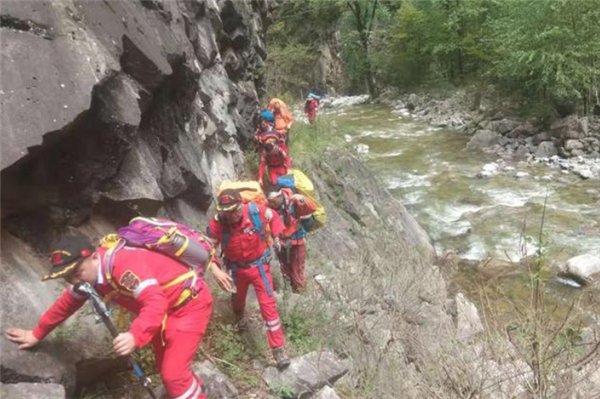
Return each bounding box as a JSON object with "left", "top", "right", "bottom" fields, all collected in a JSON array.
[{"left": 75, "top": 283, "right": 158, "bottom": 399}]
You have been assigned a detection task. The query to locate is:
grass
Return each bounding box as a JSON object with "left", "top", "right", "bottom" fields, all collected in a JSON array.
[{"left": 288, "top": 119, "right": 344, "bottom": 168}]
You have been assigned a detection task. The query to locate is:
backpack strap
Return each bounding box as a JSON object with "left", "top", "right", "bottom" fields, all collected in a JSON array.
[{"left": 248, "top": 202, "right": 265, "bottom": 241}]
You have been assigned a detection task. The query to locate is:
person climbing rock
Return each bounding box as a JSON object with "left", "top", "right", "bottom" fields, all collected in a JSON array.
[
  {"left": 5, "top": 234, "right": 212, "bottom": 399},
  {"left": 304, "top": 93, "right": 321, "bottom": 124},
  {"left": 267, "top": 98, "right": 294, "bottom": 137},
  {"left": 207, "top": 189, "right": 291, "bottom": 370},
  {"left": 258, "top": 134, "right": 291, "bottom": 186},
  {"left": 267, "top": 187, "right": 319, "bottom": 293}
]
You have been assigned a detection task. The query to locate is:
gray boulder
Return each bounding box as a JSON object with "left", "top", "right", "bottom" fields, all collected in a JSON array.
[
  {"left": 573, "top": 166, "right": 594, "bottom": 180},
  {"left": 491, "top": 119, "right": 520, "bottom": 135},
  {"left": 534, "top": 141, "right": 558, "bottom": 158},
  {"left": 508, "top": 122, "right": 537, "bottom": 138},
  {"left": 551, "top": 115, "right": 589, "bottom": 139},
  {"left": 0, "top": 383, "right": 65, "bottom": 399},
  {"left": 312, "top": 386, "right": 341, "bottom": 399},
  {"left": 559, "top": 254, "right": 600, "bottom": 284},
  {"left": 193, "top": 361, "right": 239, "bottom": 399},
  {"left": 455, "top": 293, "right": 484, "bottom": 341},
  {"left": 532, "top": 131, "right": 551, "bottom": 145},
  {"left": 467, "top": 130, "right": 500, "bottom": 151},
  {"left": 263, "top": 351, "right": 351, "bottom": 398},
  {"left": 0, "top": 230, "right": 113, "bottom": 395},
  {"left": 407, "top": 93, "right": 419, "bottom": 111},
  {"left": 565, "top": 139, "right": 585, "bottom": 151}
]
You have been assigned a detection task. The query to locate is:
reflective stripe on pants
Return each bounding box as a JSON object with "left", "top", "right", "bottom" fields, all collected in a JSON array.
[{"left": 231, "top": 263, "right": 285, "bottom": 348}]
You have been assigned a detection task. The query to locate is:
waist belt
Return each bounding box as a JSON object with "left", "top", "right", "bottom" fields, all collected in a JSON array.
[{"left": 226, "top": 250, "right": 273, "bottom": 297}]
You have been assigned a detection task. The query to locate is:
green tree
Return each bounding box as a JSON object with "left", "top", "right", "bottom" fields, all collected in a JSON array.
[{"left": 486, "top": 0, "right": 600, "bottom": 115}]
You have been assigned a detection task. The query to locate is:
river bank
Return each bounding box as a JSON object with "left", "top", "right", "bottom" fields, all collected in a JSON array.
[{"left": 378, "top": 90, "right": 600, "bottom": 181}]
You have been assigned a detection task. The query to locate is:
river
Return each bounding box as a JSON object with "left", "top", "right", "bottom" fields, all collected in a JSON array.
[
  {"left": 322, "top": 103, "right": 600, "bottom": 319},
  {"left": 326, "top": 104, "right": 600, "bottom": 264}
]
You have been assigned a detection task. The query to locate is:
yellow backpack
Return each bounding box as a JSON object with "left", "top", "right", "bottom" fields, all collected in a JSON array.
[{"left": 217, "top": 181, "right": 267, "bottom": 205}]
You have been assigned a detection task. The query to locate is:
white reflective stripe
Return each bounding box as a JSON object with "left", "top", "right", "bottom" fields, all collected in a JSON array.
[
  {"left": 173, "top": 378, "right": 197, "bottom": 399},
  {"left": 267, "top": 324, "right": 282, "bottom": 332},
  {"left": 266, "top": 318, "right": 281, "bottom": 326},
  {"left": 68, "top": 285, "right": 87, "bottom": 300},
  {"left": 190, "top": 381, "right": 203, "bottom": 399},
  {"left": 96, "top": 254, "right": 105, "bottom": 285},
  {"left": 133, "top": 279, "right": 159, "bottom": 298}
]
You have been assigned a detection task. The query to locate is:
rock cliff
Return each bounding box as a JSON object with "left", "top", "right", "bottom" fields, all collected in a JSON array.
[{"left": 1, "top": 0, "right": 273, "bottom": 395}]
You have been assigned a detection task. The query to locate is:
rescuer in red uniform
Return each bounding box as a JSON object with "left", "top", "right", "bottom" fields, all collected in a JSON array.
[
  {"left": 208, "top": 189, "right": 291, "bottom": 369},
  {"left": 267, "top": 188, "right": 319, "bottom": 293},
  {"left": 5, "top": 234, "right": 212, "bottom": 399},
  {"left": 258, "top": 137, "right": 291, "bottom": 186}
]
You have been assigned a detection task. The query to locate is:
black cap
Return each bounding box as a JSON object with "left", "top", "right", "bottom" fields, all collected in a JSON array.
[{"left": 43, "top": 235, "right": 95, "bottom": 281}]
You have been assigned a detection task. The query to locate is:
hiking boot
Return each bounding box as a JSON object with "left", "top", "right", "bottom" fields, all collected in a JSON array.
[{"left": 272, "top": 347, "right": 290, "bottom": 370}]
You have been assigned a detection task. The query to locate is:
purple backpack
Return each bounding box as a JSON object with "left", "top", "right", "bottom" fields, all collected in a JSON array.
[{"left": 114, "top": 217, "right": 213, "bottom": 270}]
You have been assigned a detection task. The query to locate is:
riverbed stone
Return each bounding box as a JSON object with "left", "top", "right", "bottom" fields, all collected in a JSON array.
[
  {"left": 0, "top": 383, "right": 65, "bottom": 399},
  {"left": 560, "top": 254, "right": 600, "bottom": 284},
  {"left": 551, "top": 115, "right": 589, "bottom": 139},
  {"left": 573, "top": 166, "right": 594, "bottom": 179},
  {"left": 565, "top": 139, "right": 585, "bottom": 151},
  {"left": 534, "top": 141, "right": 558, "bottom": 158},
  {"left": 467, "top": 129, "right": 500, "bottom": 151},
  {"left": 491, "top": 118, "right": 520, "bottom": 135}
]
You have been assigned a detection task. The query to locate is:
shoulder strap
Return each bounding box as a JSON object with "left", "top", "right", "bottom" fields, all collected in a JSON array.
[
  {"left": 248, "top": 202, "right": 265, "bottom": 241},
  {"left": 102, "top": 240, "right": 132, "bottom": 296}
]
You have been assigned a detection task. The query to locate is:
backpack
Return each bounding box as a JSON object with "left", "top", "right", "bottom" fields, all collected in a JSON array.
[
  {"left": 217, "top": 181, "right": 267, "bottom": 206},
  {"left": 99, "top": 218, "right": 213, "bottom": 309},
  {"left": 101, "top": 217, "right": 213, "bottom": 271},
  {"left": 276, "top": 169, "right": 327, "bottom": 231}
]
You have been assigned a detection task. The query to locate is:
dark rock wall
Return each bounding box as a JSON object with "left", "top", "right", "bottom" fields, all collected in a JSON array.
[
  {"left": 0, "top": 0, "right": 273, "bottom": 393},
  {"left": 1, "top": 0, "right": 274, "bottom": 248}
]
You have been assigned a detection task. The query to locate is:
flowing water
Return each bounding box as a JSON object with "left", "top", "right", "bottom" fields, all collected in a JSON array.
[
  {"left": 324, "top": 104, "right": 600, "bottom": 322},
  {"left": 327, "top": 104, "right": 600, "bottom": 265}
]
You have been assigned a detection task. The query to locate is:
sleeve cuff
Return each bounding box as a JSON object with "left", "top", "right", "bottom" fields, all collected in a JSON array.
[{"left": 32, "top": 327, "right": 46, "bottom": 341}]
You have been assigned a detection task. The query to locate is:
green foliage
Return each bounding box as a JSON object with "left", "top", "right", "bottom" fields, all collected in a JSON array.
[
  {"left": 269, "top": 381, "right": 296, "bottom": 399},
  {"left": 265, "top": 44, "right": 318, "bottom": 99},
  {"left": 289, "top": 119, "right": 344, "bottom": 168},
  {"left": 486, "top": 0, "right": 600, "bottom": 113},
  {"left": 281, "top": 311, "right": 319, "bottom": 355},
  {"left": 268, "top": 0, "right": 600, "bottom": 116},
  {"left": 210, "top": 324, "right": 245, "bottom": 368},
  {"left": 266, "top": 0, "right": 346, "bottom": 97}
]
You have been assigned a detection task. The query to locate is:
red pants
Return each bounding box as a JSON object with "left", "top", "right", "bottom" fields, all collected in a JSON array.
[
  {"left": 278, "top": 243, "right": 307, "bottom": 292},
  {"left": 231, "top": 263, "right": 285, "bottom": 348},
  {"left": 152, "top": 282, "right": 213, "bottom": 399},
  {"left": 307, "top": 111, "right": 317, "bottom": 124}
]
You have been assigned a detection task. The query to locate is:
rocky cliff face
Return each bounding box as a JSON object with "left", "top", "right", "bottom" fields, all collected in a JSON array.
[{"left": 0, "top": 0, "right": 273, "bottom": 394}]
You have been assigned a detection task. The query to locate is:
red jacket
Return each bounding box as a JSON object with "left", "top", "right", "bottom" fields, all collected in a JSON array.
[
  {"left": 258, "top": 143, "right": 291, "bottom": 181},
  {"left": 208, "top": 203, "right": 284, "bottom": 264},
  {"left": 32, "top": 247, "right": 203, "bottom": 348}
]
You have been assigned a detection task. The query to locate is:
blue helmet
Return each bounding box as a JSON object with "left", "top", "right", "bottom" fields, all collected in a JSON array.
[
  {"left": 260, "top": 110, "right": 275, "bottom": 123},
  {"left": 308, "top": 92, "right": 321, "bottom": 100}
]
